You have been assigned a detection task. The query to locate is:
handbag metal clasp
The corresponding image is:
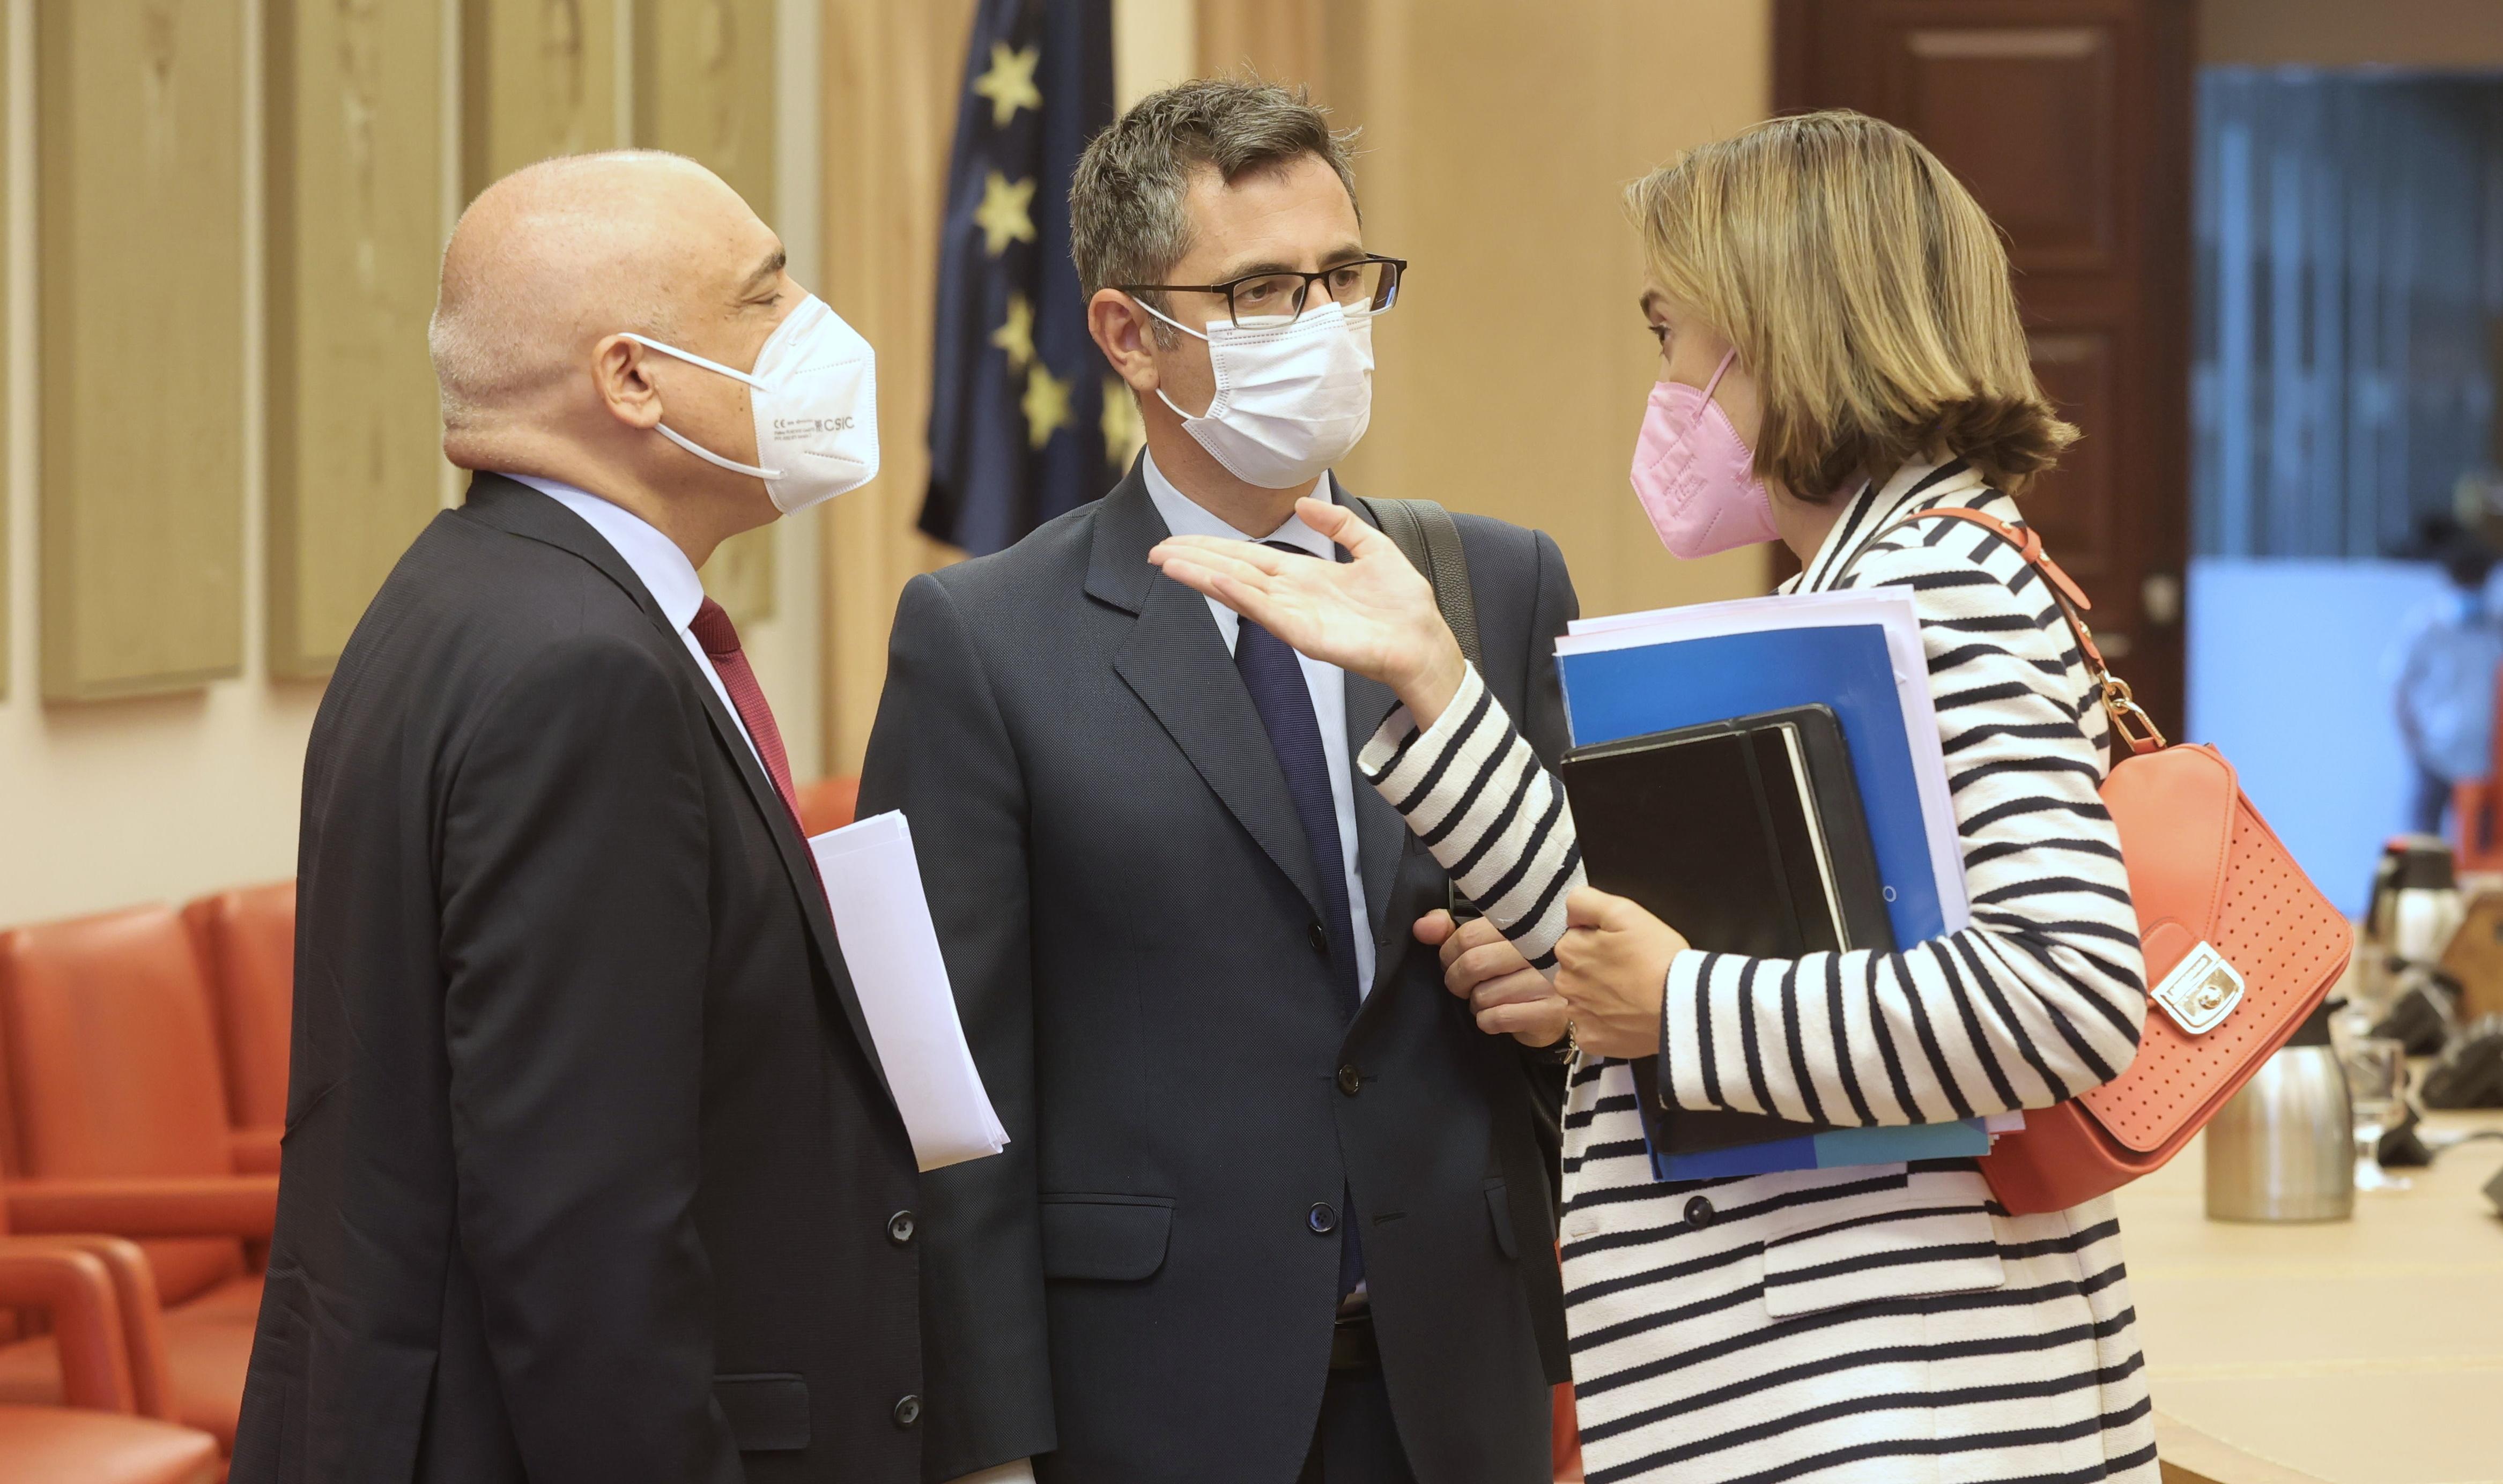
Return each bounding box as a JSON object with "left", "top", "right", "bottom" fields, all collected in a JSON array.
[{"left": 2151, "top": 940, "right": 2245, "bottom": 1035}]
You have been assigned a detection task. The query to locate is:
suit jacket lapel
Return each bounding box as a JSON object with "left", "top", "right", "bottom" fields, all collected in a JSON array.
[
  {"left": 680, "top": 658, "right": 895, "bottom": 1107},
  {"left": 1092, "top": 470, "right": 1330, "bottom": 924},
  {"left": 460, "top": 474, "right": 891, "bottom": 1102}
]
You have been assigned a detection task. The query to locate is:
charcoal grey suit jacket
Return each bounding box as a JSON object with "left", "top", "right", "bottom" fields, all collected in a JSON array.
[
  {"left": 234, "top": 476, "right": 921, "bottom": 1484},
  {"left": 858, "top": 461, "right": 1576, "bottom": 1484}
]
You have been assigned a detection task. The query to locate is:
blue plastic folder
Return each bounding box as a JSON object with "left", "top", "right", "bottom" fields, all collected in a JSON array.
[{"left": 1556, "top": 619, "right": 1991, "bottom": 1179}]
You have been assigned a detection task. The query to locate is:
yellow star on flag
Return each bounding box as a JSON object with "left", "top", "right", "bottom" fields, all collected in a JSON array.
[
  {"left": 975, "top": 170, "right": 1037, "bottom": 257},
  {"left": 990, "top": 292, "right": 1036, "bottom": 372},
  {"left": 971, "top": 41, "right": 1043, "bottom": 128},
  {"left": 1021, "top": 362, "right": 1071, "bottom": 450},
  {"left": 1101, "top": 376, "right": 1145, "bottom": 469}
]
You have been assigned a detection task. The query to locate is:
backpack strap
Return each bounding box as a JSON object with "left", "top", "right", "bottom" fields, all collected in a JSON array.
[
  {"left": 1356, "top": 496, "right": 1482, "bottom": 670},
  {"left": 1855, "top": 506, "right": 2166, "bottom": 755}
]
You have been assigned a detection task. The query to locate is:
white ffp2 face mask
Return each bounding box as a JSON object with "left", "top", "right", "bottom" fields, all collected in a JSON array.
[
  {"left": 620, "top": 294, "right": 881, "bottom": 515},
  {"left": 1139, "top": 297, "right": 1374, "bottom": 489}
]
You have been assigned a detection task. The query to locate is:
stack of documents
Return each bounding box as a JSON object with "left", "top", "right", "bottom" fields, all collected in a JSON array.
[
  {"left": 1556, "top": 589, "right": 2020, "bottom": 1179},
  {"left": 811, "top": 811, "right": 1010, "bottom": 1172}
]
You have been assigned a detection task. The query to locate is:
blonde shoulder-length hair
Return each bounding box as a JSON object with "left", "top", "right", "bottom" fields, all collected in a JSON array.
[{"left": 1626, "top": 109, "right": 2074, "bottom": 500}]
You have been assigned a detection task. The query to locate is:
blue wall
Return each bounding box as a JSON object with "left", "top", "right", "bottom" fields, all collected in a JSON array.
[{"left": 2186, "top": 557, "right": 2460, "bottom": 916}]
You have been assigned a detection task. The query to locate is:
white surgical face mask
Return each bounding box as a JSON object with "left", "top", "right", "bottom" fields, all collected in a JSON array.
[
  {"left": 620, "top": 294, "right": 880, "bottom": 515},
  {"left": 1138, "top": 296, "right": 1373, "bottom": 489}
]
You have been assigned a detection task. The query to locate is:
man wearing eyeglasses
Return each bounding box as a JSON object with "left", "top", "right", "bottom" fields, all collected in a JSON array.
[{"left": 858, "top": 78, "right": 1576, "bottom": 1484}]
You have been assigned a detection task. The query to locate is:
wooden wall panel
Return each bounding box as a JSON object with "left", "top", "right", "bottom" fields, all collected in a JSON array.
[
  {"left": 1, "top": 14, "right": 9, "bottom": 703},
  {"left": 1321, "top": 0, "right": 1774, "bottom": 625},
  {"left": 1196, "top": 0, "right": 1325, "bottom": 84},
  {"left": 39, "top": 0, "right": 246, "bottom": 702},
  {"left": 636, "top": 0, "right": 776, "bottom": 216},
  {"left": 637, "top": 0, "right": 779, "bottom": 625},
  {"left": 462, "top": 0, "right": 623, "bottom": 198},
  {"left": 267, "top": 0, "right": 450, "bottom": 679},
  {"left": 1781, "top": 0, "right": 2193, "bottom": 731},
  {"left": 818, "top": 0, "right": 973, "bottom": 771}
]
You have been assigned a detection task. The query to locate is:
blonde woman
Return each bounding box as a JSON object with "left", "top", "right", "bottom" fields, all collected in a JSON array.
[{"left": 1149, "top": 112, "right": 2155, "bottom": 1483}]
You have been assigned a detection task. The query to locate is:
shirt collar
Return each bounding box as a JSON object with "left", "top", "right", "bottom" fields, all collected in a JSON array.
[
  {"left": 1787, "top": 457, "right": 1988, "bottom": 592},
  {"left": 507, "top": 474, "right": 707, "bottom": 631},
  {"left": 1140, "top": 448, "right": 1337, "bottom": 559}
]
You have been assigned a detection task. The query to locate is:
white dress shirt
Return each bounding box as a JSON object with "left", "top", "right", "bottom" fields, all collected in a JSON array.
[
  {"left": 507, "top": 474, "right": 763, "bottom": 772},
  {"left": 1141, "top": 451, "right": 1377, "bottom": 998}
]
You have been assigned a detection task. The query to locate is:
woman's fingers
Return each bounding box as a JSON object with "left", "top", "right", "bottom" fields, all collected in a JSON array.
[
  {"left": 1151, "top": 533, "right": 1294, "bottom": 576},
  {"left": 1468, "top": 967, "right": 1553, "bottom": 1014},
  {"left": 1447, "top": 941, "right": 1532, "bottom": 997},
  {"left": 1435, "top": 913, "right": 1510, "bottom": 971},
  {"left": 1565, "top": 886, "right": 1636, "bottom": 932},
  {"left": 1551, "top": 891, "right": 1687, "bottom": 1061},
  {"left": 1299, "top": 497, "right": 1406, "bottom": 570},
  {"left": 1412, "top": 909, "right": 1457, "bottom": 947},
  {"left": 1153, "top": 557, "right": 1289, "bottom": 632},
  {"left": 1477, "top": 994, "right": 1570, "bottom": 1047},
  {"left": 1148, "top": 539, "right": 1284, "bottom": 590}
]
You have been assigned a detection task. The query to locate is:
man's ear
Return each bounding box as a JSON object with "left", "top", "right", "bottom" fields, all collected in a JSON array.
[
  {"left": 590, "top": 334, "right": 667, "bottom": 431},
  {"left": 1088, "top": 289, "right": 1159, "bottom": 396}
]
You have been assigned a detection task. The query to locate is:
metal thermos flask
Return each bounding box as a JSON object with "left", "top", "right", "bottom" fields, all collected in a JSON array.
[
  {"left": 2205, "top": 1003, "right": 2352, "bottom": 1222},
  {"left": 2363, "top": 835, "right": 2463, "bottom": 999}
]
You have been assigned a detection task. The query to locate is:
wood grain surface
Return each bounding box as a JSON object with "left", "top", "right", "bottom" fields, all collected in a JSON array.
[
  {"left": 266, "top": 0, "right": 449, "bottom": 678},
  {"left": 39, "top": 0, "right": 246, "bottom": 701},
  {"left": 462, "top": 0, "right": 622, "bottom": 198},
  {"left": 638, "top": 0, "right": 780, "bottom": 625}
]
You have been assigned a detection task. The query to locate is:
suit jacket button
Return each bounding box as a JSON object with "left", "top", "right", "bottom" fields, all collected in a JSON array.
[
  {"left": 1683, "top": 1195, "right": 1716, "bottom": 1230},
  {"left": 886, "top": 1210, "right": 916, "bottom": 1246},
  {"left": 1308, "top": 921, "right": 1330, "bottom": 954},
  {"left": 1336, "top": 1065, "right": 1362, "bottom": 1097},
  {"left": 1307, "top": 1201, "right": 1339, "bottom": 1235},
  {"left": 893, "top": 1394, "right": 923, "bottom": 1429}
]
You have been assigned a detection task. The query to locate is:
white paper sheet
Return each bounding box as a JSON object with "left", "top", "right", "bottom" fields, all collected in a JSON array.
[
  {"left": 810, "top": 811, "right": 1009, "bottom": 1172},
  {"left": 1560, "top": 588, "right": 1970, "bottom": 934}
]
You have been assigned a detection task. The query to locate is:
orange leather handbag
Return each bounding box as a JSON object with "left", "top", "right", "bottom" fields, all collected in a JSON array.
[{"left": 1880, "top": 508, "right": 2352, "bottom": 1215}]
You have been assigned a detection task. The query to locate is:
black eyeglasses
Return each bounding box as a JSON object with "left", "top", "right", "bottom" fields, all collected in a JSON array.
[{"left": 1120, "top": 255, "right": 1407, "bottom": 330}]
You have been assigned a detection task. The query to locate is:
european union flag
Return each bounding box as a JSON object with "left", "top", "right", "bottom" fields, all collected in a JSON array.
[{"left": 920, "top": 0, "right": 1123, "bottom": 556}]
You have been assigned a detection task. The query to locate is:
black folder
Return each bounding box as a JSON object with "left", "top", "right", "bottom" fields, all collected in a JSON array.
[{"left": 1558, "top": 704, "right": 1895, "bottom": 1156}]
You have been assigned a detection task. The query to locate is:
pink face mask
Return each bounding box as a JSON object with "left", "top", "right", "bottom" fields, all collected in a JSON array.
[{"left": 1628, "top": 348, "right": 1780, "bottom": 559}]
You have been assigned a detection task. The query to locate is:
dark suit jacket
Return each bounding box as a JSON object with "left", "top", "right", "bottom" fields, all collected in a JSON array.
[
  {"left": 857, "top": 464, "right": 1576, "bottom": 1484},
  {"left": 231, "top": 475, "right": 922, "bottom": 1484}
]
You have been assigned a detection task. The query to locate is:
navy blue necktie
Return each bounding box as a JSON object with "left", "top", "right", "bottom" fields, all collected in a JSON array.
[
  {"left": 1232, "top": 541, "right": 1365, "bottom": 1298},
  {"left": 1232, "top": 544, "right": 1361, "bottom": 1018}
]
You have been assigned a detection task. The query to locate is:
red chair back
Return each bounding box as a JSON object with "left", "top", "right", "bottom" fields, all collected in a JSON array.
[
  {"left": 0, "top": 909, "right": 244, "bottom": 1305},
  {"left": 180, "top": 884, "right": 294, "bottom": 1131},
  {"left": 795, "top": 775, "right": 861, "bottom": 836}
]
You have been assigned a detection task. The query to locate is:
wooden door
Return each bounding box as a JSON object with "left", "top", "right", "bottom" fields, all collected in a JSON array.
[{"left": 1776, "top": 0, "right": 2193, "bottom": 734}]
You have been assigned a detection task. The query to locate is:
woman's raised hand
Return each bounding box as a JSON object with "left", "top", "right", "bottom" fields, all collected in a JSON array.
[{"left": 1148, "top": 497, "right": 1471, "bottom": 724}]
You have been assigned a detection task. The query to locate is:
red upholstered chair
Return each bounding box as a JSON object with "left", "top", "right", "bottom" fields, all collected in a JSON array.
[
  {"left": 180, "top": 884, "right": 294, "bottom": 1170},
  {"left": 0, "top": 1235, "right": 220, "bottom": 1484},
  {"left": 795, "top": 774, "right": 861, "bottom": 836},
  {"left": 1552, "top": 1379, "right": 1582, "bottom": 1482},
  {"left": 0, "top": 908, "right": 282, "bottom": 1456}
]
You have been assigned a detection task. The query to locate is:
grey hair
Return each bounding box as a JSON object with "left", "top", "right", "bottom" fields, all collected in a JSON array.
[{"left": 1069, "top": 76, "right": 1360, "bottom": 307}]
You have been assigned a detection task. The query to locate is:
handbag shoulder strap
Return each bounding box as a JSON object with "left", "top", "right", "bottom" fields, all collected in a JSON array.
[
  {"left": 1850, "top": 505, "right": 2166, "bottom": 755},
  {"left": 1356, "top": 495, "right": 1483, "bottom": 670}
]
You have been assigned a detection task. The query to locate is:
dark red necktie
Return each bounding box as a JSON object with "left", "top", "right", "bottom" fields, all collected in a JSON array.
[{"left": 689, "top": 597, "right": 808, "bottom": 837}]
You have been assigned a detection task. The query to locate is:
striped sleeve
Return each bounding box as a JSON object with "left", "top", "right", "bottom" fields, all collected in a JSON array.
[
  {"left": 1661, "top": 530, "right": 2148, "bottom": 1124},
  {"left": 1358, "top": 662, "right": 1584, "bottom": 969},
  {"left": 1366, "top": 497, "right": 2147, "bottom": 1126}
]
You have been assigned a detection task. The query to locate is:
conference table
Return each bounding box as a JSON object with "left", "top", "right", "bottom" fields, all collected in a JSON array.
[{"left": 2114, "top": 1108, "right": 2503, "bottom": 1484}]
